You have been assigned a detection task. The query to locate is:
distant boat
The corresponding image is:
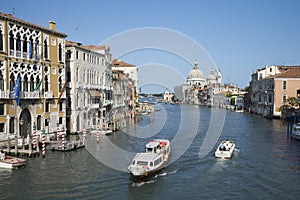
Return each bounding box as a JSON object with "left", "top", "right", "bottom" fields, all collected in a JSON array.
[
  {"left": 215, "top": 140, "right": 235, "bottom": 159},
  {"left": 128, "top": 139, "right": 171, "bottom": 178},
  {"left": 291, "top": 123, "right": 300, "bottom": 140},
  {"left": 51, "top": 140, "right": 85, "bottom": 151},
  {"left": 0, "top": 152, "right": 26, "bottom": 169}
]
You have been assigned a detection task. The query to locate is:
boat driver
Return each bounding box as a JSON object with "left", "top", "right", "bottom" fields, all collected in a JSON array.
[{"left": 220, "top": 143, "right": 225, "bottom": 151}]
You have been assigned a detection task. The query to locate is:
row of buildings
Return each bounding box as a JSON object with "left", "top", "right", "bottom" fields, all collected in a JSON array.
[
  {"left": 0, "top": 12, "right": 138, "bottom": 140},
  {"left": 174, "top": 61, "right": 300, "bottom": 118},
  {"left": 174, "top": 61, "right": 243, "bottom": 109}
]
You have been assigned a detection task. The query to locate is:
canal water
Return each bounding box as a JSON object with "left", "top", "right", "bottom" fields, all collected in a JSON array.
[{"left": 1, "top": 104, "right": 300, "bottom": 200}]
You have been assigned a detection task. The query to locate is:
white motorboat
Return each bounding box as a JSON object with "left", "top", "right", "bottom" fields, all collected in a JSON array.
[
  {"left": 0, "top": 152, "right": 26, "bottom": 169},
  {"left": 100, "top": 130, "right": 113, "bottom": 135},
  {"left": 128, "top": 139, "right": 171, "bottom": 177},
  {"left": 215, "top": 140, "right": 235, "bottom": 159},
  {"left": 291, "top": 123, "right": 300, "bottom": 140}
]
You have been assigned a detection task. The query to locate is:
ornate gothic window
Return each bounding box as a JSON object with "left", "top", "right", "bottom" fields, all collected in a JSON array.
[
  {"left": 44, "top": 39, "right": 48, "bottom": 59},
  {"left": 9, "top": 32, "right": 14, "bottom": 50},
  {"left": 29, "top": 38, "right": 33, "bottom": 59},
  {"left": 0, "top": 71, "right": 4, "bottom": 91},
  {"left": 30, "top": 75, "right": 34, "bottom": 91},
  {"left": 23, "top": 36, "right": 27, "bottom": 53},
  {"left": 44, "top": 75, "right": 49, "bottom": 92},
  {"left": 0, "top": 29, "right": 3, "bottom": 51},
  {"left": 9, "top": 74, "right": 15, "bottom": 91},
  {"left": 58, "top": 43, "right": 62, "bottom": 62},
  {"left": 23, "top": 75, "right": 28, "bottom": 92},
  {"left": 16, "top": 33, "right": 21, "bottom": 51}
]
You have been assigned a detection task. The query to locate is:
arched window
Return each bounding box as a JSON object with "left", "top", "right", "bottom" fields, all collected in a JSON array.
[
  {"left": 0, "top": 29, "right": 3, "bottom": 51},
  {"left": 9, "top": 74, "right": 15, "bottom": 91},
  {"left": 9, "top": 32, "right": 14, "bottom": 50},
  {"left": 23, "top": 36, "right": 27, "bottom": 53},
  {"left": 44, "top": 75, "right": 49, "bottom": 92},
  {"left": 23, "top": 74, "right": 28, "bottom": 92},
  {"left": 0, "top": 71, "right": 4, "bottom": 90},
  {"left": 44, "top": 39, "right": 48, "bottom": 59},
  {"left": 58, "top": 43, "right": 62, "bottom": 62},
  {"left": 16, "top": 33, "right": 21, "bottom": 51},
  {"left": 29, "top": 38, "right": 33, "bottom": 59},
  {"left": 30, "top": 75, "right": 34, "bottom": 91}
]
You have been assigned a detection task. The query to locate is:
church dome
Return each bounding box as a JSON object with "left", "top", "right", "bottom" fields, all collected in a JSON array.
[{"left": 187, "top": 61, "right": 204, "bottom": 80}]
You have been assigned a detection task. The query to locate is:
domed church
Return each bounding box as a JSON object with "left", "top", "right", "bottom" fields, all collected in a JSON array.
[{"left": 186, "top": 60, "right": 206, "bottom": 87}]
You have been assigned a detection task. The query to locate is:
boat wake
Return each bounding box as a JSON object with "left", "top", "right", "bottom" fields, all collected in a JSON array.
[{"left": 131, "top": 168, "right": 179, "bottom": 187}]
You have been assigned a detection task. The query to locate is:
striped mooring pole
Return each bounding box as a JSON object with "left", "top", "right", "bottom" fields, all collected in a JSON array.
[
  {"left": 61, "top": 126, "right": 65, "bottom": 151},
  {"left": 56, "top": 122, "right": 60, "bottom": 141},
  {"left": 82, "top": 127, "right": 87, "bottom": 142},
  {"left": 32, "top": 123, "right": 37, "bottom": 149},
  {"left": 41, "top": 129, "right": 46, "bottom": 158},
  {"left": 96, "top": 125, "right": 100, "bottom": 143}
]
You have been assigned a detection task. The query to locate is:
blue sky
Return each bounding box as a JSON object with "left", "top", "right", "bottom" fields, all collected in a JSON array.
[{"left": 2, "top": 0, "right": 300, "bottom": 93}]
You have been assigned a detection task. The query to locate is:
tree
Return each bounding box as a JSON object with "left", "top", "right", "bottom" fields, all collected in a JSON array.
[{"left": 287, "top": 97, "right": 299, "bottom": 108}]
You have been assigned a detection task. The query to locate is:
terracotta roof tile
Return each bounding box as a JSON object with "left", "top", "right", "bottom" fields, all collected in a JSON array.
[
  {"left": 264, "top": 66, "right": 300, "bottom": 79},
  {"left": 81, "top": 45, "right": 106, "bottom": 51},
  {"left": 112, "top": 59, "right": 135, "bottom": 67}
]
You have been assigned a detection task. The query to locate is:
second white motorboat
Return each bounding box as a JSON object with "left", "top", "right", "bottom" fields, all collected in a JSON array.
[
  {"left": 128, "top": 139, "right": 171, "bottom": 177},
  {"left": 291, "top": 123, "right": 300, "bottom": 140},
  {"left": 215, "top": 140, "right": 235, "bottom": 159}
]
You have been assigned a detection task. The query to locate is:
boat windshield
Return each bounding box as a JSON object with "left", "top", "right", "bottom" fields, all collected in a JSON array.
[
  {"left": 146, "top": 148, "right": 153, "bottom": 153},
  {"left": 137, "top": 161, "right": 148, "bottom": 166}
]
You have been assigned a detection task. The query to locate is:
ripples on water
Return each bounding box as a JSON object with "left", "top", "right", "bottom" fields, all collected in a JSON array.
[{"left": 1, "top": 104, "right": 300, "bottom": 200}]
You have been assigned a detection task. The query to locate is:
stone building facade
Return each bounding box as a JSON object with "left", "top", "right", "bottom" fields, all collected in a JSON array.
[
  {"left": 0, "top": 12, "right": 67, "bottom": 140},
  {"left": 65, "top": 41, "right": 112, "bottom": 133}
]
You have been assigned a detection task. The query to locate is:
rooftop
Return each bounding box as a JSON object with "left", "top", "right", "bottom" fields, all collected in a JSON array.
[
  {"left": 264, "top": 66, "right": 300, "bottom": 79},
  {"left": 0, "top": 12, "right": 67, "bottom": 37},
  {"left": 112, "top": 59, "right": 135, "bottom": 67}
]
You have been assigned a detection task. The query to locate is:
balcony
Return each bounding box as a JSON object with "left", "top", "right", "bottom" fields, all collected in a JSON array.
[
  {"left": 44, "top": 91, "right": 53, "bottom": 98},
  {"left": 0, "top": 91, "right": 10, "bottom": 99},
  {"left": 21, "top": 91, "right": 41, "bottom": 99}
]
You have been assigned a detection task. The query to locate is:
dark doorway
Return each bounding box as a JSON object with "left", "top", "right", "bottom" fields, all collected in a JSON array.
[{"left": 19, "top": 109, "right": 31, "bottom": 138}]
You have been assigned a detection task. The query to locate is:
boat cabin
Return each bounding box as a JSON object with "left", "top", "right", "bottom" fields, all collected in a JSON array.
[
  {"left": 145, "top": 141, "right": 160, "bottom": 153},
  {"left": 145, "top": 140, "right": 170, "bottom": 154},
  {"left": 131, "top": 153, "right": 163, "bottom": 168}
]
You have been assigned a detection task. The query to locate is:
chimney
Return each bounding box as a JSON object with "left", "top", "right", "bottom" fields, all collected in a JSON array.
[{"left": 49, "top": 21, "right": 56, "bottom": 31}]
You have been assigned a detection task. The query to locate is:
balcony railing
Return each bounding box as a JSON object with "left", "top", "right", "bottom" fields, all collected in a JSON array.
[
  {"left": 44, "top": 91, "right": 53, "bottom": 98},
  {"left": 0, "top": 91, "right": 10, "bottom": 98},
  {"left": 21, "top": 91, "right": 41, "bottom": 99}
]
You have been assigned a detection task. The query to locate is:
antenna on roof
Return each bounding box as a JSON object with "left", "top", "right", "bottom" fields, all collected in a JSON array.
[{"left": 12, "top": 8, "right": 15, "bottom": 15}]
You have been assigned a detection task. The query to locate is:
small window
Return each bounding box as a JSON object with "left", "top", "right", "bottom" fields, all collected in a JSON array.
[
  {"left": 0, "top": 123, "right": 4, "bottom": 132},
  {"left": 45, "top": 102, "right": 50, "bottom": 112},
  {"left": 283, "top": 81, "right": 287, "bottom": 90},
  {"left": 59, "top": 117, "right": 63, "bottom": 124},
  {"left": 9, "top": 117, "right": 14, "bottom": 133},
  {"left": 283, "top": 95, "right": 287, "bottom": 103},
  {"left": 59, "top": 101, "right": 63, "bottom": 111},
  {"left": 0, "top": 103, "right": 4, "bottom": 115},
  {"left": 150, "top": 162, "right": 153, "bottom": 167},
  {"left": 45, "top": 119, "right": 49, "bottom": 127},
  {"left": 37, "top": 115, "right": 41, "bottom": 130},
  {"left": 52, "top": 68, "right": 56, "bottom": 74},
  {"left": 76, "top": 51, "right": 79, "bottom": 59}
]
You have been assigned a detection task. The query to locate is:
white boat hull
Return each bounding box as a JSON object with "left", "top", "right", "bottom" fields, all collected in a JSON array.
[
  {"left": 215, "top": 140, "right": 235, "bottom": 159},
  {"left": 291, "top": 132, "right": 300, "bottom": 140}
]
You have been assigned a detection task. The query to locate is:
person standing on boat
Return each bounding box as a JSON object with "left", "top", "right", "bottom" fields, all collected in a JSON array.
[{"left": 220, "top": 143, "right": 225, "bottom": 151}]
